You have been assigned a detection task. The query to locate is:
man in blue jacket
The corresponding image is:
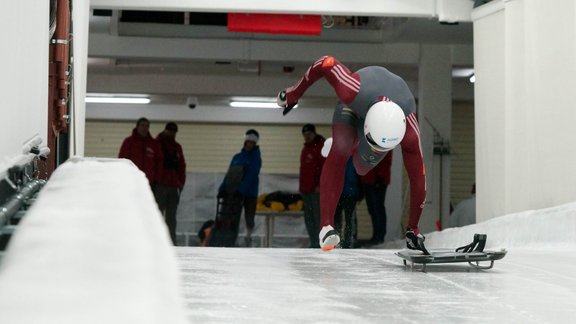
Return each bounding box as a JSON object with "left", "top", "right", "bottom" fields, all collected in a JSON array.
[{"left": 215, "top": 129, "right": 262, "bottom": 247}]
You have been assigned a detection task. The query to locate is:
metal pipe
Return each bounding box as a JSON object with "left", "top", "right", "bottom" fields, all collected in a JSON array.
[{"left": 0, "top": 180, "right": 45, "bottom": 227}]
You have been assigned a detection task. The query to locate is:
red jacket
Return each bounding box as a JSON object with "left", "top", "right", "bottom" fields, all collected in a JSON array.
[
  {"left": 118, "top": 129, "right": 163, "bottom": 184},
  {"left": 156, "top": 132, "right": 186, "bottom": 189},
  {"left": 360, "top": 151, "right": 393, "bottom": 186},
  {"left": 299, "top": 135, "right": 326, "bottom": 193}
]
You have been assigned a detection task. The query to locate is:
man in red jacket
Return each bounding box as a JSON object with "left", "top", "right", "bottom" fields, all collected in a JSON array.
[
  {"left": 118, "top": 117, "right": 163, "bottom": 187},
  {"left": 299, "top": 124, "right": 325, "bottom": 248},
  {"left": 155, "top": 122, "right": 187, "bottom": 245}
]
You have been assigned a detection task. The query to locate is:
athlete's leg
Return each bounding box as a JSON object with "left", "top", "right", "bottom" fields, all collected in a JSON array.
[{"left": 319, "top": 123, "right": 356, "bottom": 228}]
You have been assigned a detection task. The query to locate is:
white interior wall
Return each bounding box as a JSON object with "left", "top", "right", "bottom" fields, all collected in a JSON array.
[
  {"left": 473, "top": 0, "right": 576, "bottom": 221},
  {"left": 473, "top": 3, "right": 506, "bottom": 222},
  {"left": 0, "top": 2, "right": 49, "bottom": 172},
  {"left": 516, "top": 0, "right": 576, "bottom": 212}
]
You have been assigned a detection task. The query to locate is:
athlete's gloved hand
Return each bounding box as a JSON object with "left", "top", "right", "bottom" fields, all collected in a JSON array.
[{"left": 277, "top": 90, "right": 298, "bottom": 116}]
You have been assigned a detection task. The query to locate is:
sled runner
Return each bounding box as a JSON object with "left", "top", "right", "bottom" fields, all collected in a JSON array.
[{"left": 396, "top": 234, "right": 507, "bottom": 271}]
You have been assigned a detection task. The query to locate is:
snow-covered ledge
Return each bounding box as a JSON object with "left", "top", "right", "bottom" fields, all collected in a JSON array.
[
  {"left": 384, "top": 201, "right": 576, "bottom": 251},
  {"left": 0, "top": 157, "right": 188, "bottom": 324}
]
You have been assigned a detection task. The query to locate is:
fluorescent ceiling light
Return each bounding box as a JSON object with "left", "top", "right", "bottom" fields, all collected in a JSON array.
[
  {"left": 452, "top": 68, "right": 475, "bottom": 78},
  {"left": 230, "top": 101, "right": 296, "bottom": 109},
  {"left": 85, "top": 94, "right": 150, "bottom": 104}
]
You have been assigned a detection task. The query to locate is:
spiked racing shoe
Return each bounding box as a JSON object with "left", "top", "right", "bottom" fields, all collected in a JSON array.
[
  {"left": 319, "top": 225, "right": 340, "bottom": 251},
  {"left": 406, "top": 229, "right": 430, "bottom": 255}
]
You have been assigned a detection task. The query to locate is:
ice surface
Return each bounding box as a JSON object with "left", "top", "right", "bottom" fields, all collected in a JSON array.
[
  {"left": 1, "top": 157, "right": 576, "bottom": 323},
  {"left": 0, "top": 157, "right": 188, "bottom": 324},
  {"left": 177, "top": 202, "right": 576, "bottom": 323},
  {"left": 178, "top": 247, "right": 576, "bottom": 324}
]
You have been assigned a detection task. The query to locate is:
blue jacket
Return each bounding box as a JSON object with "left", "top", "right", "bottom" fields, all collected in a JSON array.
[{"left": 219, "top": 146, "right": 262, "bottom": 198}]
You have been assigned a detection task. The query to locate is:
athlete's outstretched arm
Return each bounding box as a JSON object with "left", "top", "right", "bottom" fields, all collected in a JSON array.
[
  {"left": 401, "top": 113, "right": 427, "bottom": 234},
  {"left": 278, "top": 56, "right": 360, "bottom": 110}
]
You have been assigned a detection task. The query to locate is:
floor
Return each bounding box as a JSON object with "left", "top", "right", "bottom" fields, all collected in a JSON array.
[{"left": 177, "top": 247, "right": 576, "bottom": 324}]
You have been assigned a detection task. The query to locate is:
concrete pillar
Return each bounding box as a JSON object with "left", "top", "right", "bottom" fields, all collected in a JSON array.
[{"left": 417, "top": 44, "right": 453, "bottom": 233}]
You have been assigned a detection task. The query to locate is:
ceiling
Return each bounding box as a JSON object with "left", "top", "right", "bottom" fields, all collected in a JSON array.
[{"left": 86, "top": 9, "right": 475, "bottom": 110}]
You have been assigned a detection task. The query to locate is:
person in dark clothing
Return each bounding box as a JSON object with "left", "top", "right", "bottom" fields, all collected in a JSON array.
[
  {"left": 299, "top": 124, "right": 326, "bottom": 248},
  {"left": 215, "top": 129, "right": 262, "bottom": 247},
  {"left": 360, "top": 151, "right": 393, "bottom": 246},
  {"left": 155, "top": 122, "right": 186, "bottom": 245},
  {"left": 333, "top": 158, "right": 362, "bottom": 249},
  {"left": 278, "top": 56, "right": 427, "bottom": 253},
  {"left": 118, "top": 117, "right": 163, "bottom": 187}
]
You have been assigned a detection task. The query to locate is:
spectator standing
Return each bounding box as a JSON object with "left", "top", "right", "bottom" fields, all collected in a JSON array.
[
  {"left": 155, "top": 122, "right": 186, "bottom": 245},
  {"left": 334, "top": 158, "right": 361, "bottom": 249},
  {"left": 118, "top": 117, "right": 163, "bottom": 187},
  {"left": 360, "top": 151, "right": 393, "bottom": 246},
  {"left": 299, "top": 124, "right": 326, "bottom": 248},
  {"left": 216, "top": 129, "right": 262, "bottom": 247}
]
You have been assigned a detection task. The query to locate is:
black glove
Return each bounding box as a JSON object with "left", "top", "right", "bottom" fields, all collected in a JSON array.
[{"left": 277, "top": 90, "right": 298, "bottom": 116}]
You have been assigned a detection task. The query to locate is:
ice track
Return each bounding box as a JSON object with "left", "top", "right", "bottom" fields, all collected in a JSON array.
[
  {"left": 177, "top": 247, "right": 576, "bottom": 324},
  {"left": 1, "top": 158, "right": 575, "bottom": 324}
]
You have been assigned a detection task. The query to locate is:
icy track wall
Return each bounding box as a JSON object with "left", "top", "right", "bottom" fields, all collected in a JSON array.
[
  {"left": 385, "top": 201, "right": 576, "bottom": 251},
  {"left": 0, "top": 157, "right": 189, "bottom": 324}
]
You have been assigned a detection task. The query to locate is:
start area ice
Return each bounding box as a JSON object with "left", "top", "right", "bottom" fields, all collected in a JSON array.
[
  {"left": 1, "top": 158, "right": 575, "bottom": 324},
  {"left": 177, "top": 247, "right": 576, "bottom": 324}
]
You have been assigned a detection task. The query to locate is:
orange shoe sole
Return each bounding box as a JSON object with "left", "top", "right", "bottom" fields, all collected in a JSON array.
[{"left": 321, "top": 245, "right": 336, "bottom": 251}]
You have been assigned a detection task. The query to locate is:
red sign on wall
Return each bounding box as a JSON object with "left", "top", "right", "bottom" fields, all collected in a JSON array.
[{"left": 228, "top": 13, "right": 321, "bottom": 35}]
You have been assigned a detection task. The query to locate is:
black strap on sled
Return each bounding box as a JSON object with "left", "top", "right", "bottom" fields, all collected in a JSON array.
[{"left": 455, "top": 234, "right": 487, "bottom": 253}]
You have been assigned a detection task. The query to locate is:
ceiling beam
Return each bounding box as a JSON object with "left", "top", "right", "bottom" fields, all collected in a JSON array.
[
  {"left": 89, "top": 32, "right": 423, "bottom": 64},
  {"left": 87, "top": 72, "right": 351, "bottom": 97},
  {"left": 89, "top": 32, "right": 473, "bottom": 65},
  {"left": 90, "top": 0, "right": 473, "bottom": 22},
  {"left": 90, "top": 0, "right": 435, "bottom": 17}
]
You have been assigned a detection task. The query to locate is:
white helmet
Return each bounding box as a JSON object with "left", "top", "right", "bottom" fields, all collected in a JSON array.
[{"left": 364, "top": 100, "right": 406, "bottom": 152}]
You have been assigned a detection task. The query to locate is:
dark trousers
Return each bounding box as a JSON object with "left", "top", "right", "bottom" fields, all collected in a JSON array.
[
  {"left": 154, "top": 184, "right": 180, "bottom": 245},
  {"left": 209, "top": 193, "right": 243, "bottom": 247},
  {"left": 334, "top": 196, "right": 357, "bottom": 248},
  {"left": 363, "top": 183, "right": 388, "bottom": 243},
  {"left": 302, "top": 192, "right": 321, "bottom": 248},
  {"left": 243, "top": 196, "right": 257, "bottom": 231}
]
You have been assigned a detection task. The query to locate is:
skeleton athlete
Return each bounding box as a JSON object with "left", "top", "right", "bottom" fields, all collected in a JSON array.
[{"left": 277, "top": 56, "right": 428, "bottom": 253}]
